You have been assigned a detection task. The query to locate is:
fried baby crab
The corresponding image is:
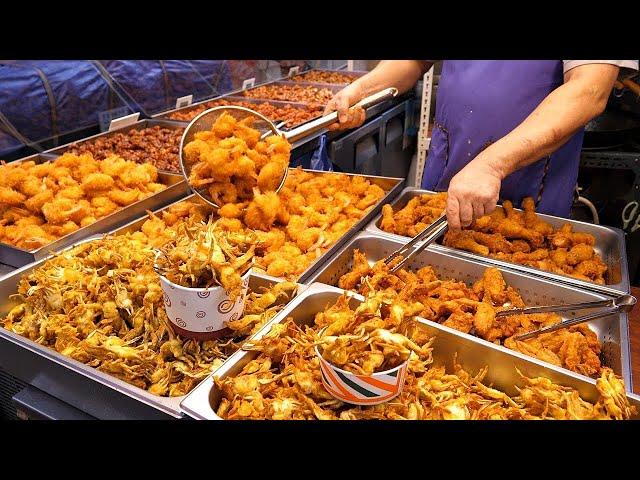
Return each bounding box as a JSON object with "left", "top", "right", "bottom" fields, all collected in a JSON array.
[
  {"left": 0, "top": 153, "right": 166, "bottom": 249},
  {"left": 337, "top": 250, "right": 603, "bottom": 378},
  {"left": 443, "top": 197, "right": 608, "bottom": 284},
  {"left": 155, "top": 218, "right": 256, "bottom": 300},
  {"left": 0, "top": 233, "right": 297, "bottom": 397},
  {"left": 183, "top": 111, "right": 291, "bottom": 206},
  {"left": 215, "top": 294, "right": 635, "bottom": 420}
]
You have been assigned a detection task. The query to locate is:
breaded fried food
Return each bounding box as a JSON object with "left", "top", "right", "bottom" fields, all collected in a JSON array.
[
  {"left": 378, "top": 192, "right": 447, "bottom": 237},
  {"left": 0, "top": 153, "right": 166, "bottom": 249},
  {"left": 183, "top": 112, "right": 291, "bottom": 206},
  {"left": 443, "top": 197, "right": 607, "bottom": 284}
]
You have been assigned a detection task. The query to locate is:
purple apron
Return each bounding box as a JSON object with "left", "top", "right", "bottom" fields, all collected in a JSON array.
[{"left": 421, "top": 60, "right": 584, "bottom": 218}]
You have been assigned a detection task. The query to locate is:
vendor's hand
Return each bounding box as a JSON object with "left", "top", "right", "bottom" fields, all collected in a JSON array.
[
  {"left": 324, "top": 83, "right": 367, "bottom": 131},
  {"left": 446, "top": 161, "right": 502, "bottom": 230}
]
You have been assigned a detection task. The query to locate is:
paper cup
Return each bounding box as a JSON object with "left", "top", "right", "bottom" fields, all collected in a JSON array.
[
  {"left": 159, "top": 269, "right": 251, "bottom": 340},
  {"left": 315, "top": 343, "right": 408, "bottom": 406}
]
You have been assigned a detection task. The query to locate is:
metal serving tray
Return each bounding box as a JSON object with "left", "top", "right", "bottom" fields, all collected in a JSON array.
[
  {"left": 180, "top": 282, "right": 640, "bottom": 420},
  {"left": 41, "top": 119, "right": 187, "bottom": 174},
  {"left": 0, "top": 154, "right": 189, "bottom": 268},
  {"left": 305, "top": 231, "right": 633, "bottom": 389},
  {"left": 156, "top": 96, "right": 323, "bottom": 132},
  {"left": 0, "top": 246, "right": 306, "bottom": 419},
  {"left": 366, "top": 187, "right": 630, "bottom": 296},
  {"left": 107, "top": 169, "right": 404, "bottom": 284},
  {"left": 241, "top": 81, "right": 344, "bottom": 105},
  {"left": 289, "top": 69, "right": 367, "bottom": 85}
]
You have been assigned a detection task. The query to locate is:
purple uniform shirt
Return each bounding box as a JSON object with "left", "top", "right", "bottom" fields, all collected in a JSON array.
[{"left": 421, "top": 60, "right": 584, "bottom": 218}]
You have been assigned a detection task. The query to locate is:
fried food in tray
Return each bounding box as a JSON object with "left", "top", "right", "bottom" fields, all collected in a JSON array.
[
  {"left": 215, "top": 294, "right": 634, "bottom": 420},
  {"left": 139, "top": 170, "right": 386, "bottom": 280},
  {"left": 0, "top": 232, "right": 297, "bottom": 397},
  {"left": 156, "top": 218, "right": 255, "bottom": 299},
  {"left": 65, "top": 126, "right": 184, "bottom": 173},
  {"left": 243, "top": 84, "right": 334, "bottom": 106},
  {"left": 168, "top": 99, "right": 323, "bottom": 127},
  {"left": 292, "top": 71, "right": 357, "bottom": 85},
  {"left": 443, "top": 197, "right": 608, "bottom": 284},
  {"left": 316, "top": 294, "right": 430, "bottom": 375},
  {"left": 0, "top": 153, "right": 167, "bottom": 250},
  {"left": 183, "top": 112, "right": 290, "bottom": 206},
  {"left": 379, "top": 192, "right": 447, "bottom": 237},
  {"left": 339, "top": 251, "right": 602, "bottom": 378}
]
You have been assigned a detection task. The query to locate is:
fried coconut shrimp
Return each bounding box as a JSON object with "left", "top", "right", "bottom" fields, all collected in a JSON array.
[
  {"left": 183, "top": 112, "right": 291, "bottom": 206},
  {"left": 337, "top": 253, "right": 604, "bottom": 378},
  {"left": 156, "top": 218, "right": 256, "bottom": 300},
  {"left": 0, "top": 153, "right": 167, "bottom": 249},
  {"left": 216, "top": 294, "right": 634, "bottom": 420},
  {"left": 0, "top": 233, "right": 297, "bottom": 398},
  {"left": 444, "top": 197, "right": 608, "bottom": 284}
]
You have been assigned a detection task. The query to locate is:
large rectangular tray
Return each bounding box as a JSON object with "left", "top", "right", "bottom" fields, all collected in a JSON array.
[
  {"left": 107, "top": 169, "right": 404, "bottom": 284},
  {"left": 41, "top": 119, "right": 187, "bottom": 174},
  {"left": 180, "top": 282, "right": 640, "bottom": 420},
  {"left": 0, "top": 153, "right": 189, "bottom": 268},
  {"left": 155, "top": 96, "right": 323, "bottom": 132},
  {"left": 240, "top": 81, "right": 344, "bottom": 105},
  {"left": 365, "top": 187, "right": 630, "bottom": 296},
  {"left": 305, "top": 231, "right": 633, "bottom": 389},
  {"left": 0, "top": 247, "right": 306, "bottom": 419},
  {"left": 289, "top": 69, "right": 367, "bottom": 85}
]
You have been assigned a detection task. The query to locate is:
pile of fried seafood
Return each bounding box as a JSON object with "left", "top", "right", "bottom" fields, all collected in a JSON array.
[
  {"left": 0, "top": 153, "right": 166, "bottom": 250},
  {"left": 216, "top": 293, "right": 634, "bottom": 420},
  {"left": 65, "top": 126, "right": 183, "bottom": 173},
  {"left": 444, "top": 197, "right": 608, "bottom": 284},
  {"left": 339, "top": 252, "right": 602, "bottom": 378},
  {"left": 243, "top": 84, "right": 334, "bottom": 106},
  {"left": 0, "top": 225, "right": 297, "bottom": 397},
  {"left": 168, "top": 99, "right": 322, "bottom": 127},
  {"left": 183, "top": 112, "right": 291, "bottom": 205},
  {"left": 379, "top": 192, "right": 447, "bottom": 237},
  {"left": 156, "top": 218, "right": 255, "bottom": 299},
  {"left": 292, "top": 71, "right": 357, "bottom": 84}
]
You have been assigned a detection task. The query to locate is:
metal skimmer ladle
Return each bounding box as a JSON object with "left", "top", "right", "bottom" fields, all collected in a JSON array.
[
  {"left": 383, "top": 214, "right": 449, "bottom": 273},
  {"left": 179, "top": 87, "right": 399, "bottom": 208},
  {"left": 501, "top": 294, "right": 637, "bottom": 341}
]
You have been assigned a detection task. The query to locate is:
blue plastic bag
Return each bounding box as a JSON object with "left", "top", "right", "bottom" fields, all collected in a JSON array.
[{"left": 309, "top": 134, "right": 333, "bottom": 171}]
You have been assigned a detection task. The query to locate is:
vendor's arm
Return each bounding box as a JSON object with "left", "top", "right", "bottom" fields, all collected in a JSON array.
[
  {"left": 446, "top": 63, "right": 620, "bottom": 230},
  {"left": 325, "top": 60, "right": 432, "bottom": 130}
]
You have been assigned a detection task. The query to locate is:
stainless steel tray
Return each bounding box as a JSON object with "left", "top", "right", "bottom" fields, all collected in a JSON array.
[
  {"left": 0, "top": 163, "right": 189, "bottom": 268},
  {"left": 366, "top": 187, "right": 630, "bottom": 296},
  {"left": 41, "top": 119, "right": 187, "bottom": 174},
  {"left": 241, "top": 81, "right": 344, "bottom": 105},
  {"left": 0, "top": 247, "right": 306, "bottom": 419},
  {"left": 180, "top": 282, "right": 640, "bottom": 420},
  {"left": 155, "top": 96, "right": 322, "bottom": 132},
  {"left": 107, "top": 169, "right": 404, "bottom": 284},
  {"left": 289, "top": 69, "right": 367, "bottom": 85},
  {"left": 365, "top": 186, "right": 442, "bottom": 243},
  {"left": 305, "top": 231, "right": 633, "bottom": 390}
]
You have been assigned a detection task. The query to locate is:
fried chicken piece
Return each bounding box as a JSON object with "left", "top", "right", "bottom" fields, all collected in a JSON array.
[
  {"left": 566, "top": 243, "right": 595, "bottom": 266},
  {"left": 444, "top": 230, "right": 490, "bottom": 256},
  {"left": 338, "top": 249, "right": 371, "bottom": 290}
]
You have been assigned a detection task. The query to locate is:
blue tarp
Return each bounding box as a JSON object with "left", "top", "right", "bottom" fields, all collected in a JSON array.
[{"left": 0, "top": 60, "right": 233, "bottom": 158}]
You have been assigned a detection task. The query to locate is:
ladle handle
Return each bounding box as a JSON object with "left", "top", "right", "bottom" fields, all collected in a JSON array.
[{"left": 284, "top": 87, "right": 398, "bottom": 143}]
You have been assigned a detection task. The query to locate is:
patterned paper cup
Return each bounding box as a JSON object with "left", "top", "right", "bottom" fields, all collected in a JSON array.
[
  {"left": 315, "top": 343, "right": 409, "bottom": 406},
  {"left": 158, "top": 269, "right": 251, "bottom": 341}
]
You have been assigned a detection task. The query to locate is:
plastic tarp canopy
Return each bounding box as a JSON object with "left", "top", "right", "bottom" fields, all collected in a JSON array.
[
  {"left": 0, "top": 60, "right": 129, "bottom": 158},
  {"left": 99, "top": 60, "right": 233, "bottom": 116}
]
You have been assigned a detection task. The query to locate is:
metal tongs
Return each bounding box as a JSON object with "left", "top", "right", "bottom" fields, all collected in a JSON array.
[
  {"left": 179, "top": 87, "right": 399, "bottom": 208},
  {"left": 382, "top": 214, "right": 449, "bottom": 273},
  {"left": 501, "top": 294, "right": 637, "bottom": 341}
]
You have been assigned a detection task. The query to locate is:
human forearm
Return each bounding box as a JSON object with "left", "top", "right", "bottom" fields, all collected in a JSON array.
[
  {"left": 353, "top": 60, "right": 431, "bottom": 97},
  {"left": 473, "top": 64, "right": 618, "bottom": 181}
]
